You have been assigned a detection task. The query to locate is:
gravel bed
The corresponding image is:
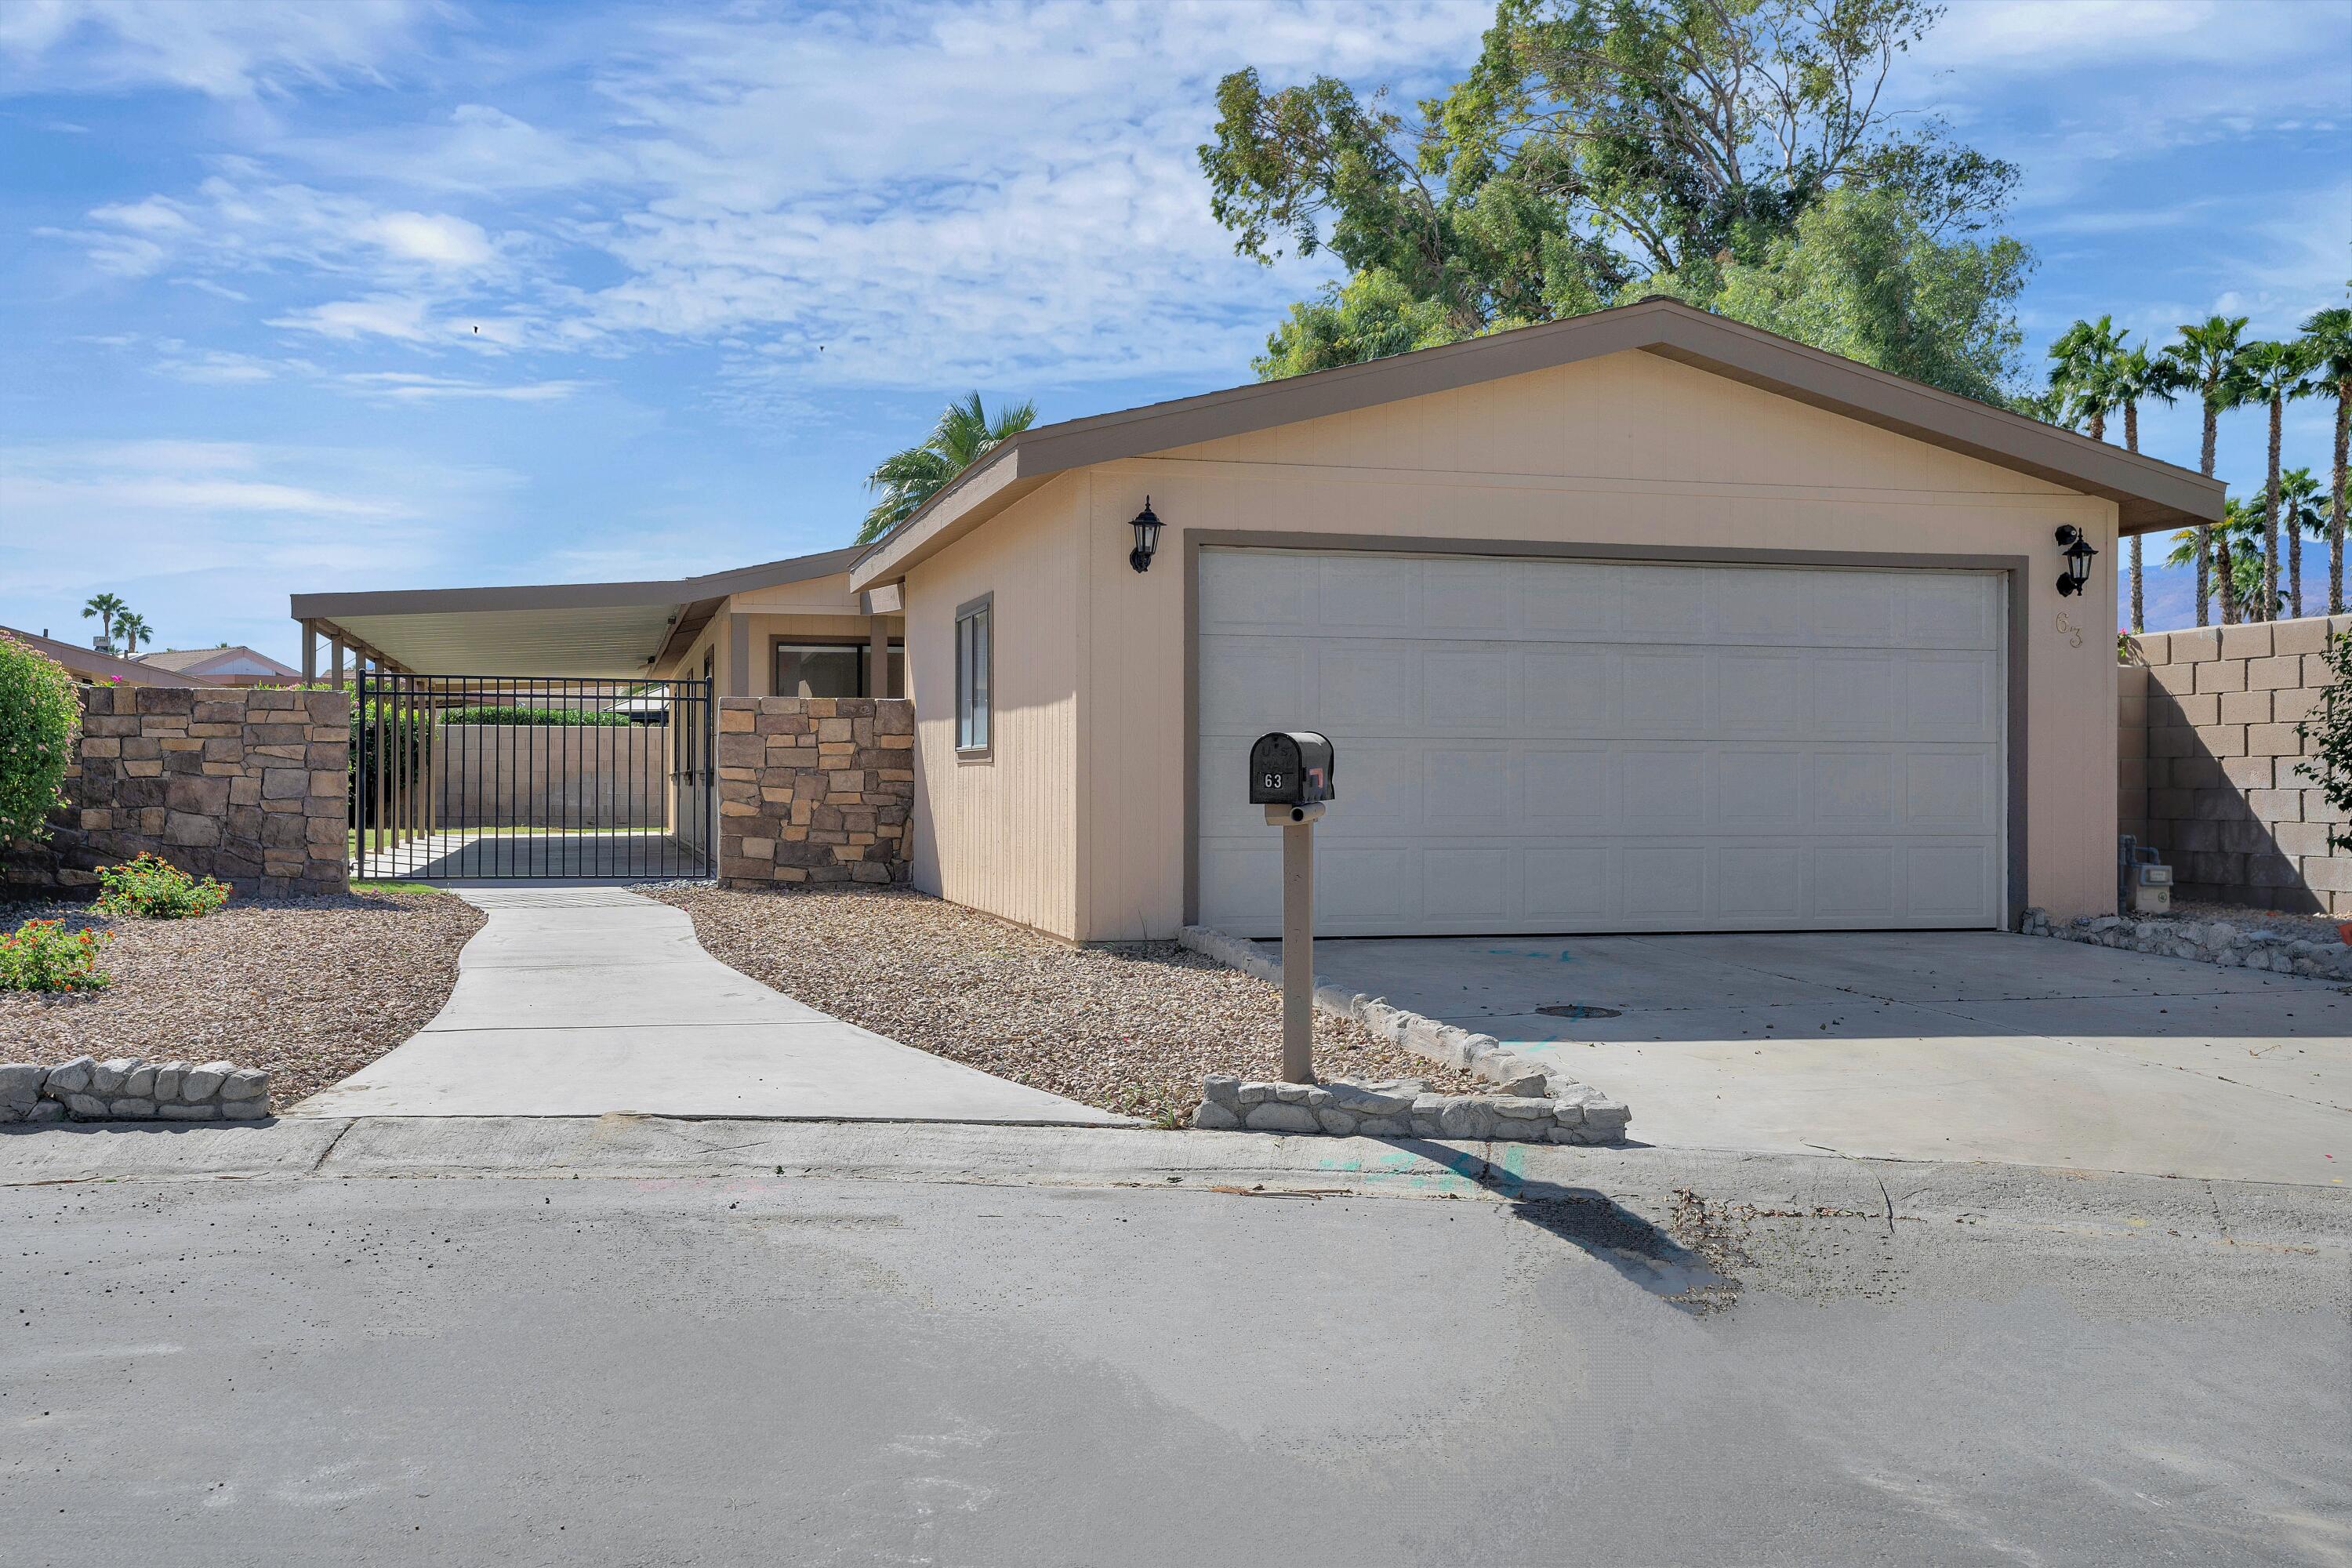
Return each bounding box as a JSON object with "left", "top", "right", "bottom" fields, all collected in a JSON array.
[
  {"left": 646, "top": 883, "right": 1482, "bottom": 1124},
  {"left": 2171, "top": 900, "right": 2350, "bottom": 945},
  {"left": 0, "top": 891, "right": 485, "bottom": 1106}
]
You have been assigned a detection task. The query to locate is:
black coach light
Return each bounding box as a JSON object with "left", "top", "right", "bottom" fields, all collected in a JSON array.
[
  {"left": 2055, "top": 524, "right": 2097, "bottom": 597},
  {"left": 1128, "top": 497, "right": 1162, "bottom": 574}
]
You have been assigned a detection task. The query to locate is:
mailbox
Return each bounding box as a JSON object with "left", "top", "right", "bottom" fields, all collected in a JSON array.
[{"left": 1250, "top": 731, "right": 1336, "bottom": 806}]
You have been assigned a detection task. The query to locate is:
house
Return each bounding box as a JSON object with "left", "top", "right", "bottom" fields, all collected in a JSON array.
[
  {"left": 292, "top": 299, "right": 2222, "bottom": 941},
  {"left": 2, "top": 626, "right": 201, "bottom": 688},
  {"left": 134, "top": 645, "right": 303, "bottom": 688}
]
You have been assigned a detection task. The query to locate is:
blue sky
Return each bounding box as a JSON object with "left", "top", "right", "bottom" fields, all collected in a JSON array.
[{"left": 1, "top": 0, "right": 2346, "bottom": 665}]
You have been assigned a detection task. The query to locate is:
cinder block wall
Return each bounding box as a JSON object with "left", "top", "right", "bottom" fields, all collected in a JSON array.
[
  {"left": 716, "top": 697, "right": 913, "bottom": 887},
  {"left": 2123, "top": 615, "right": 2351, "bottom": 913},
  {"left": 3, "top": 686, "right": 350, "bottom": 899}
]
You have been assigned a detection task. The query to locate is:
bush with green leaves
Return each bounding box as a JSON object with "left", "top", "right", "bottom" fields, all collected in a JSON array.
[
  {"left": 93, "top": 852, "right": 231, "bottom": 919},
  {"left": 0, "top": 629, "right": 80, "bottom": 844},
  {"left": 0, "top": 917, "right": 111, "bottom": 992},
  {"left": 439, "top": 706, "right": 636, "bottom": 726},
  {"left": 2296, "top": 629, "right": 2352, "bottom": 853}
]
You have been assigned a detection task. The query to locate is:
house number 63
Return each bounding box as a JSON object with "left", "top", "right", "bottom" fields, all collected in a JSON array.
[{"left": 2053, "top": 611, "right": 2084, "bottom": 648}]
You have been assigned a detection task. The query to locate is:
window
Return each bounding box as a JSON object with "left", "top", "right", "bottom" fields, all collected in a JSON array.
[
  {"left": 955, "top": 595, "right": 991, "bottom": 754},
  {"left": 771, "top": 640, "right": 902, "bottom": 699}
]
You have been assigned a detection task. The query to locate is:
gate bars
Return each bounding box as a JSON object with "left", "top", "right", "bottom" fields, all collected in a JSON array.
[{"left": 350, "top": 673, "right": 715, "bottom": 881}]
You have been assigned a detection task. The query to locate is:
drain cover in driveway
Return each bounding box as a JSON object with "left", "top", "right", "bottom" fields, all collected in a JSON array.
[{"left": 1536, "top": 1004, "right": 1622, "bottom": 1019}]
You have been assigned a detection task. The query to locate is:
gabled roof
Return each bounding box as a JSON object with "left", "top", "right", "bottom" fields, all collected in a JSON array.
[
  {"left": 137, "top": 645, "right": 301, "bottom": 677},
  {"left": 849, "top": 296, "right": 2223, "bottom": 588},
  {"left": 2, "top": 626, "right": 201, "bottom": 687}
]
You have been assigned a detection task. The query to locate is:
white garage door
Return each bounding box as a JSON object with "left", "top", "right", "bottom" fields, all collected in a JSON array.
[{"left": 1196, "top": 548, "right": 2005, "bottom": 938}]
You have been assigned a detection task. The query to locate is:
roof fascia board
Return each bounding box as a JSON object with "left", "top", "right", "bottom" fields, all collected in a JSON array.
[
  {"left": 289, "top": 546, "right": 863, "bottom": 625},
  {"left": 845, "top": 299, "right": 2222, "bottom": 576}
]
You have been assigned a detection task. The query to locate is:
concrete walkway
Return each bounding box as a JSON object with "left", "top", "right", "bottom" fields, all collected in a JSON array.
[
  {"left": 296, "top": 887, "right": 1125, "bottom": 1124},
  {"left": 1306, "top": 931, "right": 2352, "bottom": 1185}
]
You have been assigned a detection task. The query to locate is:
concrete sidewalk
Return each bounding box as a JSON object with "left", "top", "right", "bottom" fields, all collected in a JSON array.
[{"left": 296, "top": 887, "right": 1126, "bottom": 1124}]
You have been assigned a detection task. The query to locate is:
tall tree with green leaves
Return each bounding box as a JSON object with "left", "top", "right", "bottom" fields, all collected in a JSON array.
[
  {"left": 114, "top": 613, "right": 153, "bottom": 657},
  {"left": 2300, "top": 303, "right": 2352, "bottom": 613},
  {"left": 858, "top": 393, "right": 1039, "bottom": 544},
  {"left": 2239, "top": 339, "right": 2318, "bottom": 617},
  {"left": 80, "top": 592, "right": 127, "bottom": 654},
  {"left": 2046, "top": 315, "right": 2128, "bottom": 442},
  {"left": 2169, "top": 496, "right": 2270, "bottom": 620},
  {"left": 2112, "top": 343, "right": 2180, "bottom": 633},
  {"left": 2160, "top": 316, "right": 2256, "bottom": 625},
  {"left": 1202, "top": 0, "right": 2019, "bottom": 389}
]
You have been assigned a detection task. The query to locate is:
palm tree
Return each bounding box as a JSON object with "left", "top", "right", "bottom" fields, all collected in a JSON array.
[
  {"left": 858, "top": 392, "right": 1040, "bottom": 544},
  {"left": 2276, "top": 467, "right": 2329, "bottom": 571},
  {"left": 81, "top": 592, "right": 127, "bottom": 654},
  {"left": 2112, "top": 344, "right": 2181, "bottom": 633},
  {"left": 2161, "top": 317, "right": 2256, "bottom": 624},
  {"left": 114, "top": 613, "right": 153, "bottom": 656},
  {"left": 2174, "top": 496, "right": 2273, "bottom": 620},
  {"left": 2300, "top": 304, "right": 2352, "bottom": 613},
  {"left": 2239, "top": 339, "right": 2318, "bottom": 617},
  {"left": 2047, "top": 316, "right": 2129, "bottom": 442}
]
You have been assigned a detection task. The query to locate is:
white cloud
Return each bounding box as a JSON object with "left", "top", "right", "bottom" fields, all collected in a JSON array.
[
  {"left": 336, "top": 371, "right": 585, "bottom": 403},
  {"left": 267, "top": 293, "right": 436, "bottom": 343},
  {"left": 0, "top": 0, "right": 436, "bottom": 100},
  {"left": 363, "top": 210, "right": 495, "bottom": 268}
]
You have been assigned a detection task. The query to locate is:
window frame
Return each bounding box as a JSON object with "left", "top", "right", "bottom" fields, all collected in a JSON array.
[
  {"left": 768, "top": 636, "right": 902, "bottom": 701},
  {"left": 954, "top": 592, "right": 993, "bottom": 761}
]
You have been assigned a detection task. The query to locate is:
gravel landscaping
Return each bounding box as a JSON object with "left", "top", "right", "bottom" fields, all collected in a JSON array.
[
  {"left": 646, "top": 883, "right": 1482, "bottom": 1124},
  {"left": 0, "top": 891, "right": 485, "bottom": 1107}
]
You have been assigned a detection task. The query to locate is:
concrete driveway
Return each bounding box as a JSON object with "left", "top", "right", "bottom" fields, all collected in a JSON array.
[{"left": 1308, "top": 931, "right": 2352, "bottom": 1185}]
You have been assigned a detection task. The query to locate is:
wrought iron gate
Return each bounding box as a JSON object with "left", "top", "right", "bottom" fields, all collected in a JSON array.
[{"left": 350, "top": 673, "right": 715, "bottom": 881}]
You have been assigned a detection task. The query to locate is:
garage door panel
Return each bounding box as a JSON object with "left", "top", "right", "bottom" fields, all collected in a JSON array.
[
  {"left": 1719, "top": 651, "right": 1810, "bottom": 733},
  {"left": 1621, "top": 652, "right": 1709, "bottom": 734},
  {"left": 1903, "top": 655, "right": 1999, "bottom": 740},
  {"left": 1422, "top": 649, "right": 1512, "bottom": 730},
  {"left": 1814, "top": 750, "right": 1900, "bottom": 826},
  {"left": 1718, "top": 750, "right": 1808, "bottom": 829},
  {"left": 1318, "top": 555, "right": 1417, "bottom": 627},
  {"left": 1523, "top": 649, "right": 1612, "bottom": 731},
  {"left": 1622, "top": 749, "right": 1708, "bottom": 826},
  {"left": 1196, "top": 549, "right": 2003, "bottom": 936},
  {"left": 1318, "top": 644, "right": 1416, "bottom": 727},
  {"left": 1200, "top": 549, "right": 1314, "bottom": 631},
  {"left": 1624, "top": 846, "right": 1709, "bottom": 916}
]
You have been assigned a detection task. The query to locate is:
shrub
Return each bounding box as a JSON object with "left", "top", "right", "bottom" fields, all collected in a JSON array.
[
  {"left": 0, "top": 917, "right": 111, "bottom": 992},
  {"left": 93, "top": 852, "right": 230, "bottom": 919},
  {"left": 439, "top": 706, "right": 636, "bottom": 727},
  {"left": 0, "top": 630, "right": 80, "bottom": 844},
  {"left": 2299, "top": 630, "right": 2352, "bottom": 854}
]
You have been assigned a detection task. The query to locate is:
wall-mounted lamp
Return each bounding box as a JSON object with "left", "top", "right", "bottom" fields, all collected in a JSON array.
[
  {"left": 1128, "top": 497, "right": 1162, "bottom": 574},
  {"left": 2055, "top": 524, "right": 2097, "bottom": 597}
]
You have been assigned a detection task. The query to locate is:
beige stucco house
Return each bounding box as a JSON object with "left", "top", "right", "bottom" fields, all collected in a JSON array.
[{"left": 293, "top": 299, "right": 2220, "bottom": 942}]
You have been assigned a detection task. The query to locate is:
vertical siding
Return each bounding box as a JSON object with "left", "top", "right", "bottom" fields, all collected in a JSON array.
[{"left": 904, "top": 477, "right": 1084, "bottom": 938}]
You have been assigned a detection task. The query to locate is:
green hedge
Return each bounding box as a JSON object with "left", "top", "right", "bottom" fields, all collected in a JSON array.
[
  {"left": 0, "top": 630, "right": 79, "bottom": 843},
  {"left": 438, "top": 706, "right": 636, "bottom": 727}
]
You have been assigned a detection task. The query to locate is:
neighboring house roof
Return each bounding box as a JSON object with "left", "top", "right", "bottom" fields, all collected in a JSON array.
[
  {"left": 136, "top": 645, "right": 302, "bottom": 678},
  {"left": 1, "top": 626, "right": 202, "bottom": 687},
  {"left": 289, "top": 546, "right": 866, "bottom": 676},
  {"left": 849, "top": 296, "right": 2225, "bottom": 590}
]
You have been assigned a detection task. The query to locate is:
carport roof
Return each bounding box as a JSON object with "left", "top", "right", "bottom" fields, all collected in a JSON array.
[
  {"left": 849, "top": 296, "right": 2227, "bottom": 588},
  {"left": 290, "top": 546, "right": 861, "bottom": 677}
]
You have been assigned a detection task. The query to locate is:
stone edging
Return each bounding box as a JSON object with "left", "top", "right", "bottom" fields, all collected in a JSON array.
[
  {"left": 1196, "top": 1074, "right": 1624, "bottom": 1143},
  {"left": 1176, "top": 924, "right": 1631, "bottom": 1142},
  {"left": 2020, "top": 906, "right": 2352, "bottom": 980},
  {"left": 0, "top": 1056, "right": 270, "bottom": 1124}
]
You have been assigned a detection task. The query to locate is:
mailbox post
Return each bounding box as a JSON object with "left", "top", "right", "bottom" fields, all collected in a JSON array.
[{"left": 1249, "top": 731, "right": 1336, "bottom": 1084}]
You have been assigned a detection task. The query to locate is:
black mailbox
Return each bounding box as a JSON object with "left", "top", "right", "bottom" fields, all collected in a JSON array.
[{"left": 1250, "top": 731, "right": 1336, "bottom": 806}]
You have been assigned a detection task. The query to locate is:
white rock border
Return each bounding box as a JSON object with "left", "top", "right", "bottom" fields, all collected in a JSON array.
[
  {"left": 2020, "top": 906, "right": 2352, "bottom": 980},
  {"left": 1177, "top": 924, "right": 1631, "bottom": 1142},
  {"left": 0, "top": 1056, "right": 270, "bottom": 1124}
]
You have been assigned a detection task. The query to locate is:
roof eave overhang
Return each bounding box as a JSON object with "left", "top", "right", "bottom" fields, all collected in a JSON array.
[{"left": 847, "top": 299, "right": 2223, "bottom": 588}]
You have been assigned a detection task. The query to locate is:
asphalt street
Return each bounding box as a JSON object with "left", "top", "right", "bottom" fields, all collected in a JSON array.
[{"left": 3, "top": 1125, "right": 2347, "bottom": 1567}]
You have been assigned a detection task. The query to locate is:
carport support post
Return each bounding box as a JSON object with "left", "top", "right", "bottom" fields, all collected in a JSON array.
[{"left": 1270, "top": 801, "right": 1325, "bottom": 1083}]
